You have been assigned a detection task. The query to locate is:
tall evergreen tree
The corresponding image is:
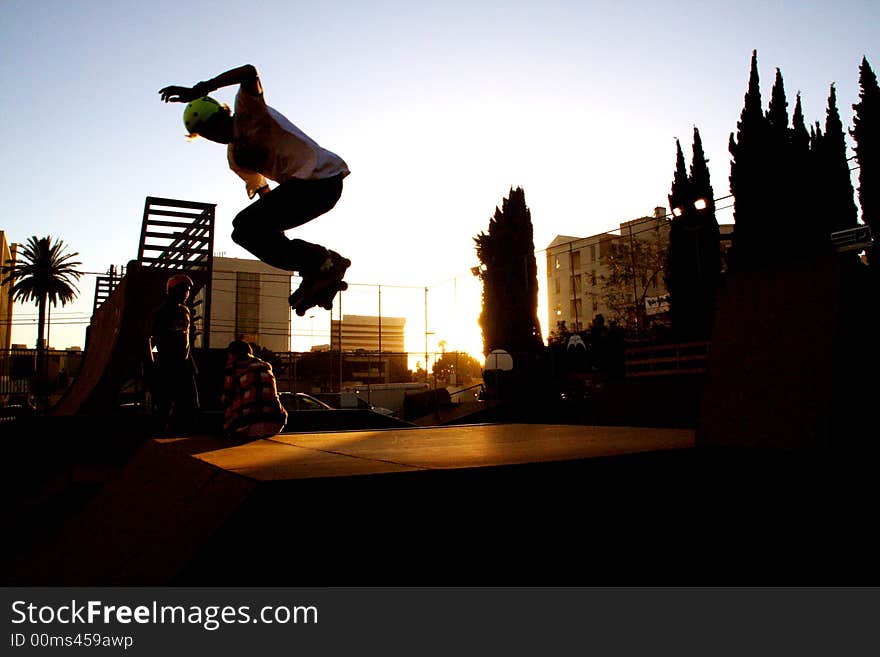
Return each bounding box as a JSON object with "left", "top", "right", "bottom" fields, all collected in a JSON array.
[
  {"left": 810, "top": 121, "right": 823, "bottom": 150},
  {"left": 729, "top": 50, "right": 769, "bottom": 270},
  {"left": 791, "top": 93, "right": 811, "bottom": 156},
  {"left": 667, "top": 129, "right": 721, "bottom": 340},
  {"left": 669, "top": 138, "right": 690, "bottom": 209},
  {"left": 690, "top": 127, "right": 722, "bottom": 293},
  {"left": 474, "top": 187, "right": 543, "bottom": 356},
  {"left": 765, "top": 68, "right": 794, "bottom": 243},
  {"left": 667, "top": 139, "right": 691, "bottom": 333},
  {"left": 789, "top": 93, "right": 818, "bottom": 254},
  {"left": 817, "top": 84, "right": 859, "bottom": 234},
  {"left": 690, "top": 128, "right": 717, "bottom": 214},
  {"left": 766, "top": 68, "right": 790, "bottom": 133},
  {"left": 851, "top": 56, "right": 879, "bottom": 263}
]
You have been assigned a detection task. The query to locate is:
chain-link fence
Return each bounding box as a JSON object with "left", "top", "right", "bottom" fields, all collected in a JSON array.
[{"left": 0, "top": 347, "right": 85, "bottom": 410}]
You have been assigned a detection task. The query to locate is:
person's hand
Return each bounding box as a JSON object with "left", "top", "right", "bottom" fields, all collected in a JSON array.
[{"left": 158, "top": 85, "right": 199, "bottom": 103}]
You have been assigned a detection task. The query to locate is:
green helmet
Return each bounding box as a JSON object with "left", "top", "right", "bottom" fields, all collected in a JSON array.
[{"left": 183, "top": 96, "right": 222, "bottom": 134}]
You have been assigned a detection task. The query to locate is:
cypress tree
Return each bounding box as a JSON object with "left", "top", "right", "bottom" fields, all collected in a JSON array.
[
  {"left": 668, "top": 138, "right": 690, "bottom": 215},
  {"left": 790, "top": 93, "right": 819, "bottom": 255},
  {"left": 474, "top": 186, "right": 543, "bottom": 357},
  {"left": 729, "top": 50, "right": 768, "bottom": 271},
  {"left": 691, "top": 127, "right": 717, "bottom": 216},
  {"left": 791, "top": 93, "right": 811, "bottom": 156},
  {"left": 810, "top": 121, "right": 823, "bottom": 150},
  {"left": 766, "top": 68, "right": 790, "bottom": 133},
  {"left": 851, "top": 57, "right": 879, "bottom": 263},
  {"left": 690, "top": 127, "right": 722, "bottom": 304},
  {"left": 667, "top": 129, "right": 721, "bottom": 340},
  {"left": 667, "top": 139, "right": 691, "bottom": 334},
  {"left": 821, "top": 84, "right": 859, "bottom": 234},
  {"left": 808, "top": 121, "right": 833, "bottom": 248},
  {"left": 765, "top": 68, "right": 793, "bottom": 245}
]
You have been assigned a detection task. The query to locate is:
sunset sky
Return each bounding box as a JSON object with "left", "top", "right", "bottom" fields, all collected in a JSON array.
[{"left": 2, "top": 0, "right": 877, "bottom": 359}]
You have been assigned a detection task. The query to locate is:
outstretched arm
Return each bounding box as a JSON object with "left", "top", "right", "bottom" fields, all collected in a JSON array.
[{"left": 159, "top": 64, "right": 262, "bottom": 103}]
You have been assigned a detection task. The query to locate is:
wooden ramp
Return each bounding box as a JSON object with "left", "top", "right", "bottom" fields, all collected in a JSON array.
[
  {"left": 5, "top": 424, "right": 698, "bottom": 585},
  {"left": 190, "top": 423, "right": 693, "bottom": 479}
]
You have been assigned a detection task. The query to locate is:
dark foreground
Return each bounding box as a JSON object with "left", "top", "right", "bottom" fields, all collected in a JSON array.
[{"left": 1, "top": 415, "right": 876, "bottom": 586}]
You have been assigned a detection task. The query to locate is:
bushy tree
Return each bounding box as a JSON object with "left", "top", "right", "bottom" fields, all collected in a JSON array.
[
  {"left": 432, "top": 351, "right": 483, "bottom": 385},
  {"left": 548, "top": 320, "right": 571, "bottom": 347},
  {"left": 474, "top": 187, "right": 543, "bottom": 356},
  {"left": 600, "top": 217, "right": 669, "bottom": 337}
]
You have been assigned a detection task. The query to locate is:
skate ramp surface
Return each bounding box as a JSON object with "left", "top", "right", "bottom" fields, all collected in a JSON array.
[
  {"left": 4, "top": 423, "right": 695, "bottom": 585},
  {"left": 53, "top": 264, "right": 181, "bottom": 415}
]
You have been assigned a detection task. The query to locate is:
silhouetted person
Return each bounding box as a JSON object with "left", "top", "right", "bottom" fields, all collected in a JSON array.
[
  {"left": 221, "top": 340, "right": 287, "bottom": 440},
  {"left": 158, "top": 65, "right": 351, "bottom": 315},
  {"left": 148, "top": 274, "right": 199, "bottom": 434}
]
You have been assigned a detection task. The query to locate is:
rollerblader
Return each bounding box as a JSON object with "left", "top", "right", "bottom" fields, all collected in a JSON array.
[{"left": 159, "top": 65, "right": 351, "bottom": 315}]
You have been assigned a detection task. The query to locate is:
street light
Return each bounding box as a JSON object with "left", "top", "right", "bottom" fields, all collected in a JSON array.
[{"left": 673, "top": 198, "right": 708, "bottom": 217}]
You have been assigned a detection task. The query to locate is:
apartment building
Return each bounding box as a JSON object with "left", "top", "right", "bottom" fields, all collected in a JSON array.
[
  {"left": 209, "top": 256, "right": 292, "bottom": 353},
  {"left": 546, "top": 207, "right": 669, "bottom": 332},
  {"left": 330, "top": 314, "right": 406, "bottom": 352},
  {"left": 0, "top": 232, "right": 15, "bottom": 350},
  {"left": 328, "top": 314, "right": 408, "bottom": 386}
]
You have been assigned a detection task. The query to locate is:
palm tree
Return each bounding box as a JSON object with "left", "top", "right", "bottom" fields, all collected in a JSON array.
[{"left": 1, "top": 236, "right": 83, "bottom": 399}]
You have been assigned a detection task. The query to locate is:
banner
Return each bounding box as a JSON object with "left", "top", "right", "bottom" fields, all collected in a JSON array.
[{"left": 2, "top": 588, "right": 876, "bottom": 656}]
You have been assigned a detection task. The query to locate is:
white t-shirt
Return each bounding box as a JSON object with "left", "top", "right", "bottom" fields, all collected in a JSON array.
[{"left": 227, "top": 87, "right": 349, "bottom": 198}]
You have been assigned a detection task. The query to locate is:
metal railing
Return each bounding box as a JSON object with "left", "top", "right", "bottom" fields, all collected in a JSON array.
[
  {"left": 624, "top": 341, "right": 710, "bottom": 377},
  {"left": 0, "top": 347, "right": 84, "bottom": 407}
]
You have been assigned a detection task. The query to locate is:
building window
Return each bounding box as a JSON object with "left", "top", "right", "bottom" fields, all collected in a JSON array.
[
  {"left": 235, "top": 271, "right": 260, "bottom": 337},
  {"left": 569, "top": 298, "right": 583, "bottom": 322},
  {"left": 590, "top": 270, "right": 597, "bottom": 287},
  {"left": 590, "top": 244, "right": 597, "bottom": 262},
  {"left": 554, "top": 277, "right": 560, "bottom": 294},
  {"left": 570, "top": 250, "right": 581, "bottom": 271},
  {"left": 572, "top": 274, "right": 582, "bottom": 296}
]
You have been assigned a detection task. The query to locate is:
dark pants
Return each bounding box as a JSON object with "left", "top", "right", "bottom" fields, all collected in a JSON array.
[
  {"left": 153, "top": 359, "right": 199, "bottom": 433},
  {"left": 231, "top": 175, "right": 344, "bottom": 274}
]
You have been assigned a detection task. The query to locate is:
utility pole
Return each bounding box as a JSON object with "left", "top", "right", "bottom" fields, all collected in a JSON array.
[
  {"left": 424, "top": 287, "right": 429, "bottom": 383},
  {"left": 378, "top": 285, "right": 383, "bottom": 383},
  {"left": 337, "top": 290, "right": 343, "bottom": 391},
  {"left": 568, "top": 242, "right": 580, "bottom": 331},
  {"left": 628, "top": 222, "right": 640, "bottom": 335}
]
